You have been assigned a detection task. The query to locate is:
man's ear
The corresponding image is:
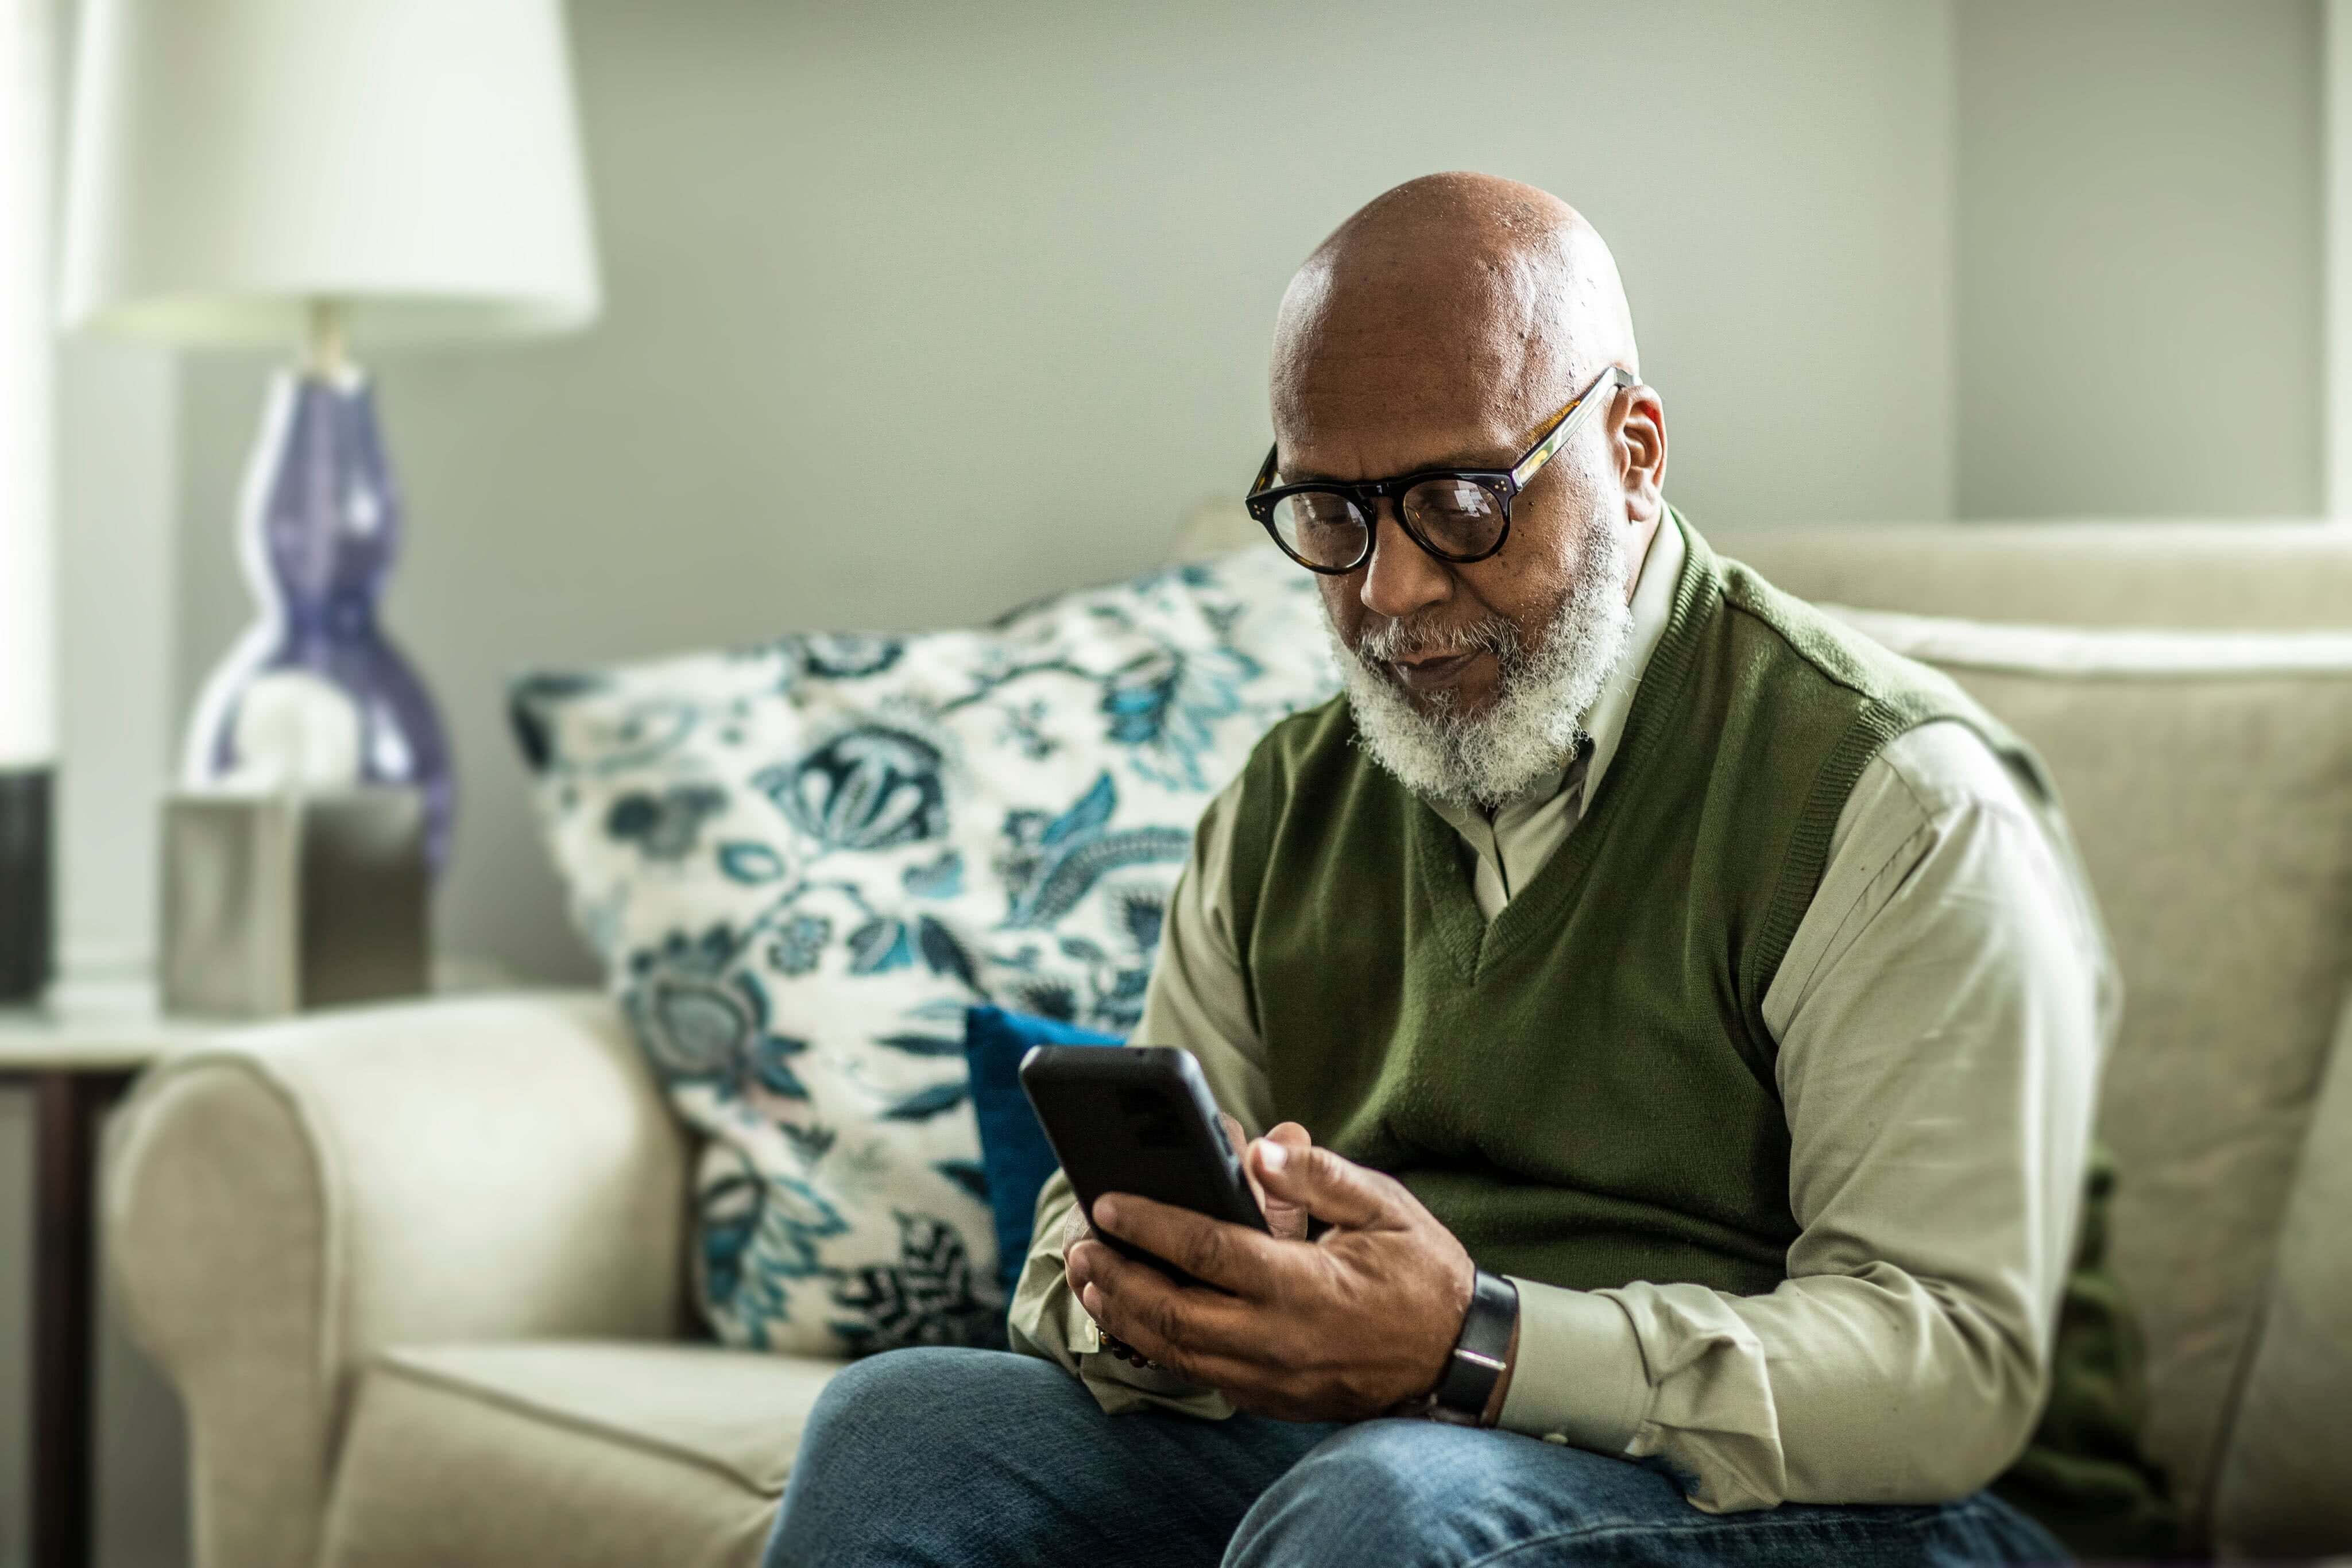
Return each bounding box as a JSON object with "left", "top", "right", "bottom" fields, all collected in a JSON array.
[{"left": 1614, "top": 384, "right": 1668, "bottom": 522}]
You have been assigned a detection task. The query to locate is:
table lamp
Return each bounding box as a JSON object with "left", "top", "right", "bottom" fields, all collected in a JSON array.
[{"left": 57, "top": 0, "right": 602, "bottom": 873}]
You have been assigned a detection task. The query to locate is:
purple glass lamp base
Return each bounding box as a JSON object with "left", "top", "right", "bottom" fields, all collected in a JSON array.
[{"left": 183, "top": 369, "right": 454, "bottom": 871}]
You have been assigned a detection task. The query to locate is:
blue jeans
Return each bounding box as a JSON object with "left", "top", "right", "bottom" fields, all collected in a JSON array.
[{"left": 764, "top": 1348, "right": 2068, "bottom": 1567}]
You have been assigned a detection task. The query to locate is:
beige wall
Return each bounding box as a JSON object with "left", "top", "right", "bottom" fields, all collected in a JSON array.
[
  {"left": 175, "top": 0, "right": 1964, "bottom": 984},
  {"left": 1958, "top": 0, "right": 2323, "bottom": 518},
  {"left": 165, "top": 2, "right": 2328, "bottom": 994}
]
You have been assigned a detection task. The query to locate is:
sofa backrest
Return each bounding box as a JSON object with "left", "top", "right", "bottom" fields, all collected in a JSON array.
[
  {"left": 1720, "top": 521, "right": 2352, "bottom": 1551},
  {"left": 1715, "top": 520, "right": 2352, "bottom": 630}
]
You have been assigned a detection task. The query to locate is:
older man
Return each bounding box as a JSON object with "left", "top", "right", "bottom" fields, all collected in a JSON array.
[{"left": 767, "top": 175, "right": 2129, "bottom": 1566}]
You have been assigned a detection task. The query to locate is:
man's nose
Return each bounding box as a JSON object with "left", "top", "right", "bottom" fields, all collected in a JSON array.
[{"left": 1358, "top": 504, "right": 1452, "bottom": 622}]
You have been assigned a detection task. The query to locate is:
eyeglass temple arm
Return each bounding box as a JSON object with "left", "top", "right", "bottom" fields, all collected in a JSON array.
[
  {"left": 1248, "top": 443, "right": 1280, "bottom": 502},
  {"left": 1508, "top": 365, "right": 1635, "bottom": 491}
]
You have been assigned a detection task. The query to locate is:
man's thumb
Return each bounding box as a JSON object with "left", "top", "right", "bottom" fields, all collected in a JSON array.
[
  {"left": 1254, "top": 1140, "right": 1391, "bottom": 1229},
  {"left": 1252, "top": 1122, "right": 1313, "bottom": 1240}
]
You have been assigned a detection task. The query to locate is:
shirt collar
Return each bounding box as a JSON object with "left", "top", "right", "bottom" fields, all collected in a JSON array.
[{"left": 1421, "top": 509, "right": 1683, "bottom": 832}]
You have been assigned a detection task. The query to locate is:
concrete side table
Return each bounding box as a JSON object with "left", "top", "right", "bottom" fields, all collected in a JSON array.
[{"left": 0, "top": 961, "right": 512, "bottom": 1568}]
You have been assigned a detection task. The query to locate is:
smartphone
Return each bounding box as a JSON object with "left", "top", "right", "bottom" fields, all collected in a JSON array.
[{"left": 1019, "top": 1044, "right": 1268, "bottom": 1284}]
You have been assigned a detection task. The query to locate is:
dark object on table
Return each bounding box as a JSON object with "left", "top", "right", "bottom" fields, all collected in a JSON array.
[
  {"left": 160, "top": 786, "right": 430, "bottom": 1018},
  {"left": 0, "top": 764, "right": 52, "bottom": 1002}
]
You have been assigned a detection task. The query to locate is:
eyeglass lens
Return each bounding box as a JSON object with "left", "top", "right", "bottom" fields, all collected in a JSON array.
[{"left": 1267, "top": 478, "right": 1505, "bottom": 570}]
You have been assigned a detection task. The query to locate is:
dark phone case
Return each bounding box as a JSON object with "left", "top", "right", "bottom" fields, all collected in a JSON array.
[{"left": 1019, "top": 1044, "right": 1268, "bottom": 1283}]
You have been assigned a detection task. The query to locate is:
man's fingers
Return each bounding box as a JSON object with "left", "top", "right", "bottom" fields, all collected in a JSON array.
[
  {"left": 1059, "top": 1200, "right": 1095, "bottom": 1256},
  {"left": 1082, "top": 1283, "right": 1272, "bottom": 1391},
  {"left": 1075, "top": 1245, "right": 1297, "bottom": 1380},
  {"left": 1252, "top": 1141, "right": 1401, "bottom": 1231},
  {"left": 1066, "top": 1237, "right": 1107, "bottom": 1298},
  {"left": 1093, "top": 1193, "right": 1283, "bottom": 1296},
  {"left": 1217, "top": 1111, "right": 1275, "bottom": 1227},
  {"left": 1252, "top": 1122, "right": 1313, "bottom": 1241},
  {"left": 1208, "top": 1114, "right": 1316, "bottom": 1242},
  {"left": 1217, "top": 1112, "right": 1247, "bottom": 1157},
  {"left": 1264, "top": 1121, "right": 1312, "bottom": 1153}
]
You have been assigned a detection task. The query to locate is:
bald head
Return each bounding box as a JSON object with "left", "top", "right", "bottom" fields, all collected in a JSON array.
[
  {"left": 1263, "top": 173, "right": 1669, "bottom": 806},
  {"left": 1271, "top": 172, "right": 1638, "bottom": 474}
]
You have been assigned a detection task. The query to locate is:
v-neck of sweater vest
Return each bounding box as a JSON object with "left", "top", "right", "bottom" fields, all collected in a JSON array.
[{"left": 1407, "top": 508, "right": 1720, "bottom": 986}]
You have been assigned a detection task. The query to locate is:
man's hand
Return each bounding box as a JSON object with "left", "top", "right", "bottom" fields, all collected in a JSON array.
[
  {"left": 1064, "top": 1136, "right": 1475, "bottom": 1422},
  {"left": 1057, "top": 1116, "right": 1311, "bottom": 1261}
]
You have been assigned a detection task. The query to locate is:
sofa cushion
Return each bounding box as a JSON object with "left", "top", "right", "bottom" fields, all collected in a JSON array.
[
  {"left": 1825, "top": 605, "right": 2352, "bottom": 1541},
  {"left": 2210, "top": 988, "right": 2352, "bottom": 1558},
  {"left": 510, "top": 552, "right": 1336, "bottom": 1357},
  {"left": 319, "top": 1341, "right": 836, "bottom": 1568}
]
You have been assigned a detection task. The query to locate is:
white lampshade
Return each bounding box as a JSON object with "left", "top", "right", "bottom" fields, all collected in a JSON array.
[{"left": 58, "top": 0, "right": 601, "bottom": 348}]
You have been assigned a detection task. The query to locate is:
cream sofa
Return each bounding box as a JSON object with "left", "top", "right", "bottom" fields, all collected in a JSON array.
[{"left": 106, "top": 522, "right": 2352, "bottom": 1566}]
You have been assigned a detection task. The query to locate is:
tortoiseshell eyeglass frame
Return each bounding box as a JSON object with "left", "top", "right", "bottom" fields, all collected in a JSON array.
[{"left": 1243, "top": 364, "right": 1637, "bottom": 575}]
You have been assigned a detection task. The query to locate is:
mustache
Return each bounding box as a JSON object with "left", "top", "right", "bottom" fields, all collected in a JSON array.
[{"left": 1351, "top": 613, "right": 1523, "bottom": 667}]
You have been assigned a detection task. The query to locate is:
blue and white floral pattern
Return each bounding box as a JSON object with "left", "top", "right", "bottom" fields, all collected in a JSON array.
[{"left": 512, "top": 547, "right": 1336, "bottom": 1358}]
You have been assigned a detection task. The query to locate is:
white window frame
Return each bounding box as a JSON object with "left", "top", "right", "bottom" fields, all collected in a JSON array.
[{"left": 0, "top": 0, "right": 57, "bottom": 771}]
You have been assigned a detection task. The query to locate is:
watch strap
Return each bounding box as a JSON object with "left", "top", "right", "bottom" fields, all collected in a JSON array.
[{"left": 1430, "top": 1268, "right": 1518, "bottom": 1425}]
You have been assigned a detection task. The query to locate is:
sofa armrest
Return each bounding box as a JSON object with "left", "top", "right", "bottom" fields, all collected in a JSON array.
[{"left": 103, "top": 990, "right": 690, "bottom": 1568}]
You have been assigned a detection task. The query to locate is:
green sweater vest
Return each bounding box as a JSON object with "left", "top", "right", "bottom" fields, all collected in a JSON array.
[
  {"left": 1227, "top": 522, "right": 2041, "bottom": 1294},
  {"left": 1222, "top": 520, "right": 2176, "bottom": 1556}
]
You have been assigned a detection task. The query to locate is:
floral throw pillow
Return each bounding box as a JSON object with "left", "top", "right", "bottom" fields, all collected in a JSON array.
[{"left": 510, "top": 547, "right": 1336, "bottom": 1357}]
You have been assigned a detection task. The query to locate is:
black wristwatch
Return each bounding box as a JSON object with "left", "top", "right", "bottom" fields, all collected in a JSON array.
[{"left": 1411, "top": 1268, "right": 1519, "bottom": 1426}]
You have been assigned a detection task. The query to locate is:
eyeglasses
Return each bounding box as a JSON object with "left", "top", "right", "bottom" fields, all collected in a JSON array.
[{"left": 1243, "top": 365, "right": 1635, "bottom": 575}]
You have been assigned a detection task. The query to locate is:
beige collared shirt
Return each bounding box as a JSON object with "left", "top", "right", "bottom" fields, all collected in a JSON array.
[{"left": 1008, "top": 515, "right": 2115, "bottom": 1513}]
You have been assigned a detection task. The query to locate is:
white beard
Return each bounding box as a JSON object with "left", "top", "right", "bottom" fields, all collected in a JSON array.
[{"left": 1329, "top": 510, "right": 1635, "bottom": 811}]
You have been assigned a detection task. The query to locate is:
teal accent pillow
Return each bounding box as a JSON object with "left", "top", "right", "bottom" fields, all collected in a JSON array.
[{"left": 964, "top": 1005, "right": 1122, "bottom": 1303}]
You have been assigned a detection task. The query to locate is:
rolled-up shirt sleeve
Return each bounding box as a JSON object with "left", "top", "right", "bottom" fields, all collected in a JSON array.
[{"left": 1496, "top": 721, "right": 2113, "bottom": 1511}]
